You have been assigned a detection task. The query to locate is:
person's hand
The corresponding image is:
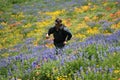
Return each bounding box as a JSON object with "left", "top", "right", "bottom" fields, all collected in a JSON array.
[
  {"left": 63, "top": 41, "right": 67, "bottom": 45},
  {"left": 46, "top": 34, "right": 49, "bottom": 39}
]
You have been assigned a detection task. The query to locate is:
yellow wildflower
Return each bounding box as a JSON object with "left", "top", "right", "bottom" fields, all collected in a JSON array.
[
  {"left": 114, "top": 70, "right": 120, "bottom": 74},
  {"left": 11, "top": 12, "right": 25, "bottom": 19},
  {"left": 56, "top": 76, "right": 67, "bottom": 80},
  {"left": 33, "top": 41, "right": 38, "bottom": 46},
  {"left": 75, "top": 33, "right": 86, "bottom": 39},
  {"left": 1, "top": 22, "right": 8, "bottom": 26},
  {"left": 86, "top": 27, "right": 99, "bottom": 35},
  {"left": 52, "top": 67, "right": 58, "bottom": 73},
  {"left": 74, "top": 7, "right": 83, "bottom": 13},
  {"left": 103, "top": 2, "right": 108, "bottom": 6},
  {"left": 0, "top": 11, "right": 3, "bottom": 14},
  {"left": 0, "top": 44, "right": 3, "bottom": 49},
  {"left": 81, "top": 5, "right": 89, "bottom": 12},
  {"left": 17, "top": 79, "right": 22, "bottom": 80},
  {"left": 113, "top": 52, "right": 117, "bottom": 56},
  {"left": 36, "top": 20, "right": 53, "bottom": 28},
  {"left": 17, "top": 12, "right": 25, "bottom": 18},
  {"left": 84, "top": 16, "right": 90, "bottom": 22},
  {"left": 1, "top": 53, "right": 9, "bottom": 58},
  {"left": 36, "top": 71, "right": 40, "bottom": 76},
  {"left": 91, "top": 5, "right": 97, "bottom": 11},
  {"left": 45, "top": 10, "right": 65, "bottom": 18},
  {"left": 23, "top": 23, "right": 32, "bottom": 28},
  {"left": 92, "top": 16, "right": 98, "bottom": 20}
]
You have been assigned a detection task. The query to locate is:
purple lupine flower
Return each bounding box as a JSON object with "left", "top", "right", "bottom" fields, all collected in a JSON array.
[
  {"left": 87, "top": 21, "right": 96, "bottom": 28},
  {"left": 48, "top": 54, "right": 56, "bottom": 60},
  {"left": 80, "top": 66, "right": 83, "bottom": 71},
  {"left": 93, "top": 68, "right": 97, "bottom": 73},
  {"left": 12, "top": 64, "right": 17, "bottom": 70},
  {"left": 104, "top": 66, "right": 108, "bottom": 72},
  {"left": 101, "top": 22, "right": 112, "bottom": 28},
  {"left": 108, "top": 68, "right": 113, "bottom": 73},
  {"left": 99, "top": 66, "right": 102, "bottom": 72},
  {"left": 8, "top": 68, "right": 12, "bottom": 76},
  {"left": 27, "top": 68, "right": 31, "bottom": 74},
  {"left": 71, "top": 55, "right": 76, "bottom": 60},
  {"left": 0, "top": 59, "right": 7, "bottom": 68},
  {"left": 114, "top": 18, "right": 120, "bottom": 24},
  {"left": 103, "top": 52, "right": 107, "bottom": 57},
  {"left": 98, "top": 20, "right": 108, "bottom": 24},
  {"left": 86, "top": 70, "right": 89, "bottom": 75},
  {"left": 76, "top": 71, "right": 80, "bottom": 77},
  {"left": 25, "top": 38, "right": 34, "bottom": 44},
  {"left": 60, "top": 59, "right": 64, "bottom": 65},
  {"left": 79, "top": 52, "right": 83, "bottom": 57},
  {"left": 0, "top": 25, "right": 3, "bottom": 29},
  {"left": 7, "top": 57, "right": 11, "bottom": 65},
  {"left": 15, "top": 55, "right": 20, "bottom": 60},
  {"left": 108, "top": 47, "right": 115, "bottom": 53},
  {"left": 96, "top": 68, "right": 99, "bottom": 73},
  {"left": 32, "top": 61, "right": 37, "bottom": 68}
]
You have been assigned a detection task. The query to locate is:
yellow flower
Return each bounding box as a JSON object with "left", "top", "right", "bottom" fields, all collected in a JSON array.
[
  {"left": 114, "top": 70, "right": 120, "bottom": 74},
  {"left": 11, "top": 12, "right": 25, "bottom": 19},
  {"left": 92, "top": 16, "right": 98, "bottom": 20},
  {"left": 17, "top": 12, "right": 25, "bottom": 18},
  {"left": 33, "top": 41, "right": 38, "bottom": 46},
  {"left": 0, "top": 11, "right": 3, "bottom": 14},
  {"left": 1, "top": 53, "right": 9, "bottom": 58},
  {"left": 1, "top": 22, "right": 8, "bottom": 26},
  {"left": 52, "top": 67, "right": 58, "bottom": 73},
  {"left": 74, "top": 7, "right": 83, "bottom": 13},
  {"left": 91, "top": 5, "right": 97, "bottom": 11},
  {"left": 0, "top": 44, "right": 3, "bottom": 49},
  {"left": 75, "top": 33, "right": 86, "bottom": 40},
  {"left": 23, "top": 23, "right": 32, "bottom": 28},
  {"left": 47, "top": 73, "right": 51, "bottom": 78},
  {"left": 81, "top": 5, "right": 89, "bottom": 12},
  {"left": 84, "top": 16, "right": 90, "bottom": 22},
  {"left": 45, "top": 10, "right": 65, "bottom": 18},
  {"left": 86, "top": 27, "right": 99, "bottom": 35},
  {"left": 113, "top": 52, "right": 117, "bottom": 56},
  {"left": 36, "top": 20, "right": 52, "bottom": 28},
  {"left": 103, "top": 2, "right": 108, "bottom": 6},
  {"left": 56, "top": 76, "right": 67, "bottom": 80},
  {"left": 36, "top": 71, "right": 40, "bottom": 76}
]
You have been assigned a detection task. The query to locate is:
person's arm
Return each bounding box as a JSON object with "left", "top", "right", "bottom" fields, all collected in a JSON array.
[
  {"left": 64, "top": 27, "right": 72, "bottom": 42},
  {"left": 46, "top": 27, "right": 54, "bottom": 39}
]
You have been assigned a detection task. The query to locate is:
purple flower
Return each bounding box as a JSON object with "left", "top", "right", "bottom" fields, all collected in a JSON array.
[
  {"left": 108, "top": 68, "right": 113, "bottom": 73},
  {"left": 32, "top": 61, "right": 37, "bottom": 68},
  {"left": 0, "top": 25, "right": 3, "bottom": 29},
  {"left": 8, "top": 68, "right": 12, "bottom": 76},
  {"left": 80, "top": 66, "right": 83, "bottom": 71},
  {"left": 60, "top": 59, "right": 64, "bottom": 65}
]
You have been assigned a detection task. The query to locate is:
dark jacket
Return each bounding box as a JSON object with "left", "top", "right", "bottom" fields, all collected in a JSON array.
[{"left": 48, "top": 25, "right": 72, "bottom": 47}]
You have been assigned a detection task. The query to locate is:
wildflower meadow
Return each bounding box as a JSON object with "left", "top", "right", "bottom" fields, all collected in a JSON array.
[{"left": 0, "top": 0, "right": 120, "bottom": 80}]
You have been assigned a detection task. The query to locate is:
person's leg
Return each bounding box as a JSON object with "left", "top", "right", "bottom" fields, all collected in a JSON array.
[
  {"left": 54, "top": 42, "right": 65, "bottom": 55},
  {"left": 55, "top": 47, "right": 59, "bottom": 55}
]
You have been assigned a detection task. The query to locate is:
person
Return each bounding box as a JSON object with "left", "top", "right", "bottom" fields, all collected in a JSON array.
[{"left": 46, "top": 18, "right": 72, "bottom": 55}]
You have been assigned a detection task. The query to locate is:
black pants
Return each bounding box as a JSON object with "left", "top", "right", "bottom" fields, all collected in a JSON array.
[{"left": 54, "top": 42, "right": 65, "bottom": 55}]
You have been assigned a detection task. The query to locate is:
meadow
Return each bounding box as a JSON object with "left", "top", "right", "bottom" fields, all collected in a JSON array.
[{"left": 0, "top": 0, "right": 120, "bottom": 80}]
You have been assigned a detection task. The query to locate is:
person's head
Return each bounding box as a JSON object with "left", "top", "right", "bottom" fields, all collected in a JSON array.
[{"left": 55, "top": 18, "right": 62, "bottom": 28}]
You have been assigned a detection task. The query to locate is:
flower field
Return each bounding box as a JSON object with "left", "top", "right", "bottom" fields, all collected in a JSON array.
[{"left": 0, "top": 0, "right": 120, "bottom": 80}]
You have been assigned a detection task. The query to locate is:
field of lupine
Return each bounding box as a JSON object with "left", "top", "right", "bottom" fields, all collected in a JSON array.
[{"left": 0, "top": 0, "right": 120, "bottom": 80}]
